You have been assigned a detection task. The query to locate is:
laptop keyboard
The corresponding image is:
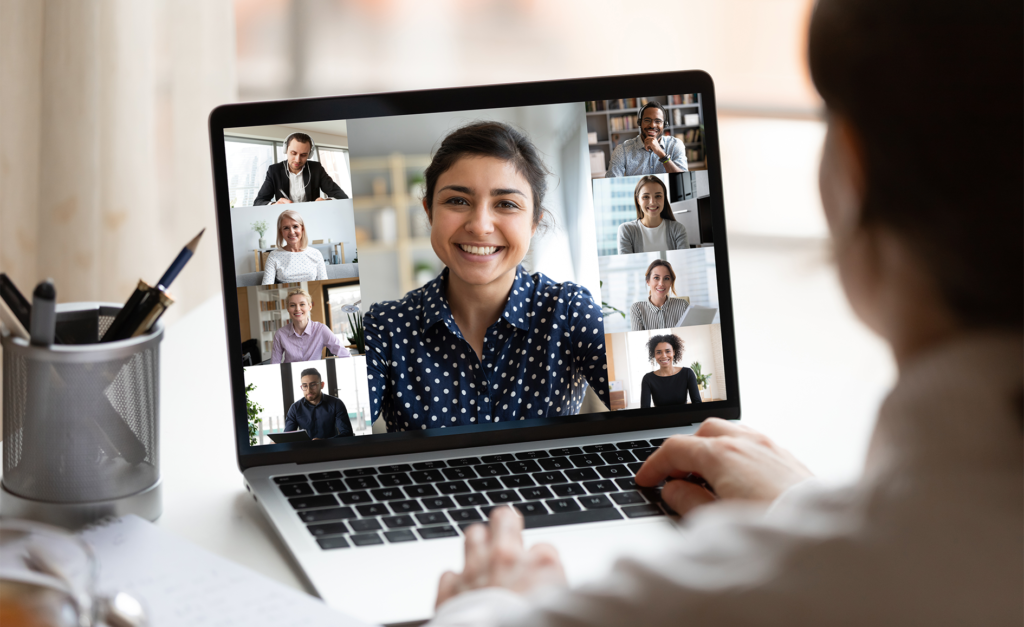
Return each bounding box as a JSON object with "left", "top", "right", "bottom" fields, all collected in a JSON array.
[{"left": 275, "top": 438, "right": 671, "bottom": 550}]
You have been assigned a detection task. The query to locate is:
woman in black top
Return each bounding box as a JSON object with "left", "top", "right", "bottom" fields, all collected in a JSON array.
[{"left": 640, "top": 333, "right": 702, "bottom": 408}]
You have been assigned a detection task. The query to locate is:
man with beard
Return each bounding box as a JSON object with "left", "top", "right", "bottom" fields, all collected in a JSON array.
[{"left": 605, "top": 102, "right": 688, "bottom": 177}]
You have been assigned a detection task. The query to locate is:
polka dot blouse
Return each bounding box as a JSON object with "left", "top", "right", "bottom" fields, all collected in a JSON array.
[{"left": 364, "top": 266, "right": 610, "bottom": 432}]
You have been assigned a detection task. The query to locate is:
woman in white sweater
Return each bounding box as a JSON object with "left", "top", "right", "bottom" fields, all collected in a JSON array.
[
  {"left": 261, "top": 208, "right": 327, "bottom": 285},
  {"left": 427, "top": 1, "right": 1022, "bottom": 625}
]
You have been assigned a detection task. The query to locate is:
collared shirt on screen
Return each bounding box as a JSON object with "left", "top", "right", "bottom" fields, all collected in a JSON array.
[
  {"left": 286, "top": 166, "right": 306, "bottom": 203},
  {"left": 364, "top": 266, "right": 610, "bottom": 432},
  {"left": 605, "top": 134, "right": 688, "bottom": 177},
  {"left": 271, "top": 320, "right": 350, "bottom": 364},
  {"left": 284, "top": 393, "right": 353, "bottom": 439},
  {"left": 630, "top": 297, "right": 690, "bottom": 331}
]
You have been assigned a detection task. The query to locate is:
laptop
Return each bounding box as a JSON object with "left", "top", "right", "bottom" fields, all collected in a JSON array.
[{"left": 208, "top": 71, "right": 739, "bottom": 625}]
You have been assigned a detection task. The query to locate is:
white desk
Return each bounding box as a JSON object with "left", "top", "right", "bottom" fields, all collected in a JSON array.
[{"left": 156, "top": 235, "right": 895, "bottom": 593}]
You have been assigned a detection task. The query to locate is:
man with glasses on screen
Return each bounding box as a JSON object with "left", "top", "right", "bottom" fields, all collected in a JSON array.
[
  {"left": 254, "top": 133, "right": 349, "bottom": 205},
  {"left": 605, "top": 102, "right": 688, "bottom": 177},
  {"left": 284, "top": 368, "right": 354, "bottom": 439}
]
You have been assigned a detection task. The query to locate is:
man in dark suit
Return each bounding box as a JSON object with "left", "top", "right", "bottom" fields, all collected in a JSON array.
[
  {"left": 253, "top": 132, "right": 349, "bottom": 205},
  {"left": 284, "top": 368, "right": 354, "bottom": 439}
]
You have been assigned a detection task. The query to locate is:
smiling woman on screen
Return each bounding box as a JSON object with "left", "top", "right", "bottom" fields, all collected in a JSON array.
[
  {"left": 617, "top": 175, "right": 688, "bottom": 254},
  {"left": 363, "top": 122, "right": 610, "bottom": 432},
  {"left": 270, "top": 288, "right": 350, "bottom": 364},
  {"left": 260, "top": 209, "right": 327, "bottom": 285},
  {"left": 630, "top": 259, "right": 689, "bottom": 331},
  {"left": 640, "top": 333, "right": 701, "bottom": 408}
]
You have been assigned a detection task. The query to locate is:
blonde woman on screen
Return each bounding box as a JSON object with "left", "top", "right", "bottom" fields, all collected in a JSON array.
[
  {"left": 270, "top": 288, "right": 350, "bottom": 364},
  {"left": 261, "top": 209, "right": 327, "bottom": 285}
]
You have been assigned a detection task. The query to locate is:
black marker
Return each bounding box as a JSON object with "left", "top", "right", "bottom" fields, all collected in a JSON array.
[{"left": 29, "top": 280, "right": 56, "bottom": 347}]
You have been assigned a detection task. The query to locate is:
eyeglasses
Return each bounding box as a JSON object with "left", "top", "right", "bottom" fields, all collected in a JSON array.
[
  {"left": 300, "top": 382, "right": 320, "bottom": 390},
  {"left": 641, "top": 117, "right": 664, "bottom": 127}
]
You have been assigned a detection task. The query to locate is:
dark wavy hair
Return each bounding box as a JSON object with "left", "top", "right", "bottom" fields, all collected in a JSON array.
[
  {"left": 423, "top": 121, "right": 550, "bottom": 228},
  {"left": 647, "top": 334, "right": 683, "bottom": 364},
  {"left": 633, "top": 175, "right": 675, "bottom": 222},
  {"left": 809, "top": 0, "right": 1022, "bottom": 330}
]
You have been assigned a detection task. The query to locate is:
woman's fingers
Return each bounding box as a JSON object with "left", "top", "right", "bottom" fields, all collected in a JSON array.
[
  {"left": 693, "top": 417, "right": 751, "bottom": 438},
  {"left": 661, "top": 478, "right": 716, "bottom": 515},
  {"left": 436, "top": 571, "right": 459, "bottom": 609},
  {"left": 488, "top": 506, "right": 525, "bottom": 581},
  {"left": 634, "top": 434, "right": 711, "bottom": 487},
  {"left": 462, "top": 523, "right": 491, "bottom": 588}
]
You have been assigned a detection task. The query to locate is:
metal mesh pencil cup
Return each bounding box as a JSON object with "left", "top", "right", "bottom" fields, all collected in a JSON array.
[{"left": 1, "top": 303, "right": 163, "bottom": 528}]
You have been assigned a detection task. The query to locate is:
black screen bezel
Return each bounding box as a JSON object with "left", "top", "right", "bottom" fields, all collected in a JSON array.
[{"left": 208, "top": 71, "right": 741, "bottom": 471}]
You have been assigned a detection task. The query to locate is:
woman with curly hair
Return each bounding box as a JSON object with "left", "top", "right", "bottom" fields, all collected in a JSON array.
[{"left": 639, "top": 333, "right": 701, "bottom": 408}]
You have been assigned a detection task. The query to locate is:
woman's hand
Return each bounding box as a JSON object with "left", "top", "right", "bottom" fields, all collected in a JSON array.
[
  {"left": 436, "top": 506, "right": 567, "bottom": 609},
  {"left": 636, "top": 418, "right": 813, "bottom": 515}
]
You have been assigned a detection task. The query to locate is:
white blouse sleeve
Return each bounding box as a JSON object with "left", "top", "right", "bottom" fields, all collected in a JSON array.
[
  {"left": 313, "top": 249, "right": 327, "bottom": 280},
  {"left": 261, "top": 252, "right": 279, "bottom": 285}
]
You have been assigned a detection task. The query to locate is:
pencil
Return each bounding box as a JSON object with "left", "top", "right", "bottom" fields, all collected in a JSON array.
[{"left": 157, "top": 229, "right": 204, "bottom": 290}]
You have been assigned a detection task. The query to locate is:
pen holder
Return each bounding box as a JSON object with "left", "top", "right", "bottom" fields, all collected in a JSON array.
[{"left": 1, "top": 303, "right": 163, "bottom": 528}]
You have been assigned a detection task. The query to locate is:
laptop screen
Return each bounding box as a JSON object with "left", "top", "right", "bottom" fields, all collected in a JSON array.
[{"left": 213, "top": 76, "right": 737, "bottom": 457}]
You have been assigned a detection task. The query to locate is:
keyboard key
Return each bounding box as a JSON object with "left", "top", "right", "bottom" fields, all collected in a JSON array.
[
  {"left": 410, "top": 470, "right": 444, "bottom": 483},
  {"left": 447, "top": 457, "right": 481, "bottom": 467},
  {"left": 279, "top": 483, "right": 314, "bottom": 497},
  {"left": 632, "top": 447, "right": 657, "bottom": 462},
  {"left": 382, "top": 515, "right": 416, "bottom": 528},
  {"left": 345, "top": 476, "right": 380, "bottom": 491},
  {"left": 480, "top": 504, "right": 514, "bottom": 517},
  {"left": 579, "top": 495, "right": 614, "bottom": 509},
  {"left": 299, "top": 507, "right": 356, "bottom": 522},
  {"left": 442, "top": 466, "right": 478, "bottom": 481},
  {"left": 455, "top": 493, "right": 488, "bottom": 506},
  {"left": 500, "top": 475, "right": 536, "bottom": 489},
  {"left": 356, "top": 503, "right": 390, "bottom": 517},
  {"left": 289, "top": 495, "right": 337, "bottom": 510},
  {"left": 418, "top": 525, "right": 459, "bottom": 540},
  {"left": 311, "top": 480, "right": 346, "bottom": 493},
  {"left": 616, "top": 440, "right": 650, "bottom": 450},
  {"left": 514, "top": 501, "right": 548, "bottom": 516},
  {"left": 415, "top": 512, "right": 449, "bottom": 526},
  {"left": 551, "top": 483, "right": 587, "bottom": 497},
  {"left": 339, "top": 491, "right": 372, "bottom": 505},
  {"left": 532, "top": 471, "right": 568, "bottom": 485},
  {"left": 582, "top": 444, "right": 616, "bottom": 453},
  {"left": 518, "top": 486, "right": 553, "bottom": 501},
  {"left": 627, "top": 462, "right": 644, "bottom": 474},
  {"left": 597, "top": 465, "right": 630, "bottom": 478},
  {"left": 344, "top": 468, "right": 377, "bottom": 477},
  {"left": 437, "top": 481, "right": 471, "bottom": 494},
  {"left": 377, "top": 464, "right": 412, "bottom": 474},
  {"left": 378, "top": 473, "right": 413, "bottom": 487},
  {"left": 622, "top": 504, "right": 665, "bottom": 518},
  {"left": 307, "top": 522, "right": 349, "bottom": 536},
  {"left": 614, "top": 477, "right": 641, "bottom": 491},
  {"left": 514, "top": 450, "right": 549, "bottom": 460},
  {"left": 371, "top": 488, "right": 406, "bottom": 501},
  {"left": 350, "top": 532, "right": 385, "bottom": 546},
  {"left": 384, "top": 530, "right": 418, "bottom": 543},
  {"left": 569, "top": 454, "right": 603, "bottom": 467},
  {"left": 538, "top": 457, "right": 573, "bottom": 471},
  {"left": 423, "top": 496, "right": 456, "bottom": 510},
  {"left": 546, "top": 498, "right": 581, "bottom": 513},
  {"left": 583, "top": 480, "right": 618, "bottom": 493},
  {"left": 412, "top": 460, "right": 447, "bottom": 470},
  {"left": 274, "top": 474, "right": 307, "bottom": 484},
  {"left": 661, "top": 503, "right": 679, "bottom": 516},
  {"left": 639, "top": 488, "right": 664, "bottom": 503},
  {"left": 447, "top": 508, "right": 483, "bottom": 523},
  {"left": 522, "top": 508, "right": 623, "bottom": 529},
  {"left": 547, "top": 447, "right": 583, "bottom": 456},
  {"left": 487, "top": 490, "right": 519, "bottom": 504},
  {"left": 308, "top": 471, "right": 342, "bottom": 480},
  {"left": 564, "top": 468, "right": 599, "bottom": 482},
  {"left": 404, "top": 484, "right": 439, "bottom": 498},
  {"left": 317, "top": 536, "right": 350, "bottom": 550},
  {"left": 506, "top": 460, "right": 542, "bottom": 474},
  {"left": 349, "top": 518, "right": 382, "bottom": 532},
  {"left": 468, "top": 477, "right": 503, "bottom": 491},
  {"left": 649, "top": 438, "right": 667, "bottom": 446},
  {"left": 473, "top": 464, "right": 510, "bottom": 477},
  {"left": 611, "top": 491, "right": 647, "bottom": 506},
  {"left": 390, "top": 500, "right": 423, "bottom": 513},
  {"left": 600, "top": 450, "right": 637, "bottom": 465},
  {"left": 480, "top": 454, "right": 515, "bottom": 463}
]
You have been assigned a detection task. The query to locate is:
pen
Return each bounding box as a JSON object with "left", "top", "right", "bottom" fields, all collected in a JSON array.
[
  {"left": 157, "top": 229, "right": 204, "bottom": 290},
  {"left": 29, "top": 280, "right": 56, "bottom": 347}
]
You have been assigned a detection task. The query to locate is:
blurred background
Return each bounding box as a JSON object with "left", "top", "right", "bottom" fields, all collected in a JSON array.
[{"left": 0, "top": 0, "right": 893, "bottom": 482}]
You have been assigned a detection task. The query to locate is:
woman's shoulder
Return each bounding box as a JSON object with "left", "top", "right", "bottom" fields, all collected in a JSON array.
[
  {"left": 617, "top": 220, "right": 640, "bottom": 233},
  {"left": 366, "top": 285, "right": 431, "bottom": 323},
  {"left": 529, "top": 272, "right": 597, "bottom": 304}
]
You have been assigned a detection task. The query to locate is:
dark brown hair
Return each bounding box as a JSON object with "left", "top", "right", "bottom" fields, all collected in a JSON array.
[
  {"left": 645, "top": 259, "right": 677, "bottom": 296},
  {"left": 647, "top": 334, "right": 683, "bottom": 364},
  {"left": 423, "top": 121, "right": 550, "bottom": 228},
  {"left": 633, "top": 175, "right": 675, "bottom": 222},
  {"left": 809, "top": 0, "right": 1023, "bottom": 330}
]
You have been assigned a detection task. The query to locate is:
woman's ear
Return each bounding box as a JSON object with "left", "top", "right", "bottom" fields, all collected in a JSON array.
[
  {"left": 422, "top": 197, "right": 432, "bottom": 224},
  {"left": 819, "top": 113, "right": 867, "bottom": 240}
]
